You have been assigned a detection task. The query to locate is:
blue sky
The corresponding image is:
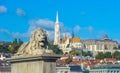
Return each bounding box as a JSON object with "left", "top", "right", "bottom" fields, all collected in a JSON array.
[{"left": 0, "top": 0, "right": 120, "bottom": 42}]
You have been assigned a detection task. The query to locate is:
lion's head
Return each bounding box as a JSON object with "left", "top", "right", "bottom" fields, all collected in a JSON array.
[
  {"left": 30, "top": 28, "right": 48, "bottom": 48},
  {"left": 14, "top": 28, "right": 54, "bottom": 57}
]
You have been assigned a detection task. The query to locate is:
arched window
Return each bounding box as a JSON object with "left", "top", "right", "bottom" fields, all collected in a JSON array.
[{"left": 104, "top": 44, "right": 108, "bottom": 50}]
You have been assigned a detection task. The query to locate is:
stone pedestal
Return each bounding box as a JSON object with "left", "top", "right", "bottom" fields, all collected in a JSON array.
[{"left": 7, "top": 54, "right": 60, "bottom": 73}]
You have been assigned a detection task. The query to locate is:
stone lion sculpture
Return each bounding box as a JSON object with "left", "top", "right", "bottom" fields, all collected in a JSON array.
[{"left": 14, "top": 28, "right": 53, "bottom": 57}]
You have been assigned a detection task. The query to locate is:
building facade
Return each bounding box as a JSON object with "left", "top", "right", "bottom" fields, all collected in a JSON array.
[
  {"left": 83, "top": 35, "right": 119, "bottom": 55},
  {"left": 56, "top": 66, "right": 70, "bottom": 73},
  {"left": 56, "top": 65, "right": 84, "bottom": 73},
  {"left": 90, "top": 64, "right": 120, "bottom": 73},
  {"left": 0, "top": 61, "right": 11, "bottom": 73}
]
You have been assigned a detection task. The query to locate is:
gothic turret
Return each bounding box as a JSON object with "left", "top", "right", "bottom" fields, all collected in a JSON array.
[{"left": 103, "top": 34, "right": 109, "bottom": 40}]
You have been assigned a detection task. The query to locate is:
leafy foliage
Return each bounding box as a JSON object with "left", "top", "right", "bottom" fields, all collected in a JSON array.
[
  {"left": 8, "top": 45, "right": 14, "bottom": 52},
  {"left": 69, "top": 50, "right": 93, "bottom": 57},
  {"left": 104, "top": 52, "right": 112, "bottom": 58},
  {"left": 0, "top": 45, "right": 10, "bottom": 53},
  {"left": 66, "top": 44, "right": 70, "bottom": 48},
  {"left": 82, "top": 50, "right": 88, "bottom": 56},
  {"left": 65, "top": 56, "right": 72, "bottom": 64},
  {"left": 113, "top": 51, "right": 120, "bottom": 60},
  {"left": 8, "top": 38, "right": 23, "bottom": 54},
  {"left": 113, "top": 47, "right": 118, "bottom": 50},
  {"left": 82, "top": 50, "right": 93, "bottom": 57},
  {"left": 95, "top": 52, "right": 105, "bottom": 59},
  {"left": 48, "top": 44, "right": 63, "bottom": 55},
  {"left": 96, "top": 52, "right": 112, "bottom": 59},
  {"left": 69, "top": 50, "right": 78, "bottom": 55}
]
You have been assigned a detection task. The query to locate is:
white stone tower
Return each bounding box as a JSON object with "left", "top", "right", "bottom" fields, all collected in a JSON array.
[{"left": 54, "top": 11, "right": 60, "bottom": 45}]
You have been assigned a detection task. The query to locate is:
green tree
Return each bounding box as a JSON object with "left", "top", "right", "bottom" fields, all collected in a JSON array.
[
  {"left": 69, "top": 50, "right": 78, "bottom": 56},
  {"left": 87, "top": 51, "right": 93, "bottom": 57},
  {"left": 104, "top": 52, "right": 112, "bottom": 58},
  {"left": 81, "top": 50, "right": 93, "bottom": 57},
  {"left": 18, "top": 39, "right": 23, "bottom": 45},
  {"left": 113, "top": 47, "right": 118, "bottom": 50},
  {"left": 95, "top": 52, "right": 104, "bottom": 59},
  {"left": 66, "top": 44, "right": 70, "bottom": 48},
  {"left": 0, "top": 45, "right": 9, "bottom": 53},
  {"left": 113, "top": 51, "right": 120, "bottom": 60},
  {"left": 82, "top": 50, "right": 87, "bottom": 56},
  {"left": 8, "top": 45, "right": 14, "bottom": 52},
  {"left": 48, "top": 44, "right": 63, "bottom": 54},
  {"left": 65, "top": 52, "right": 68, "bottom": 54},
  {"left": 13, "top": 38, "right": 17, "bottom": 45},
  {"left": 65, "top": 56, "right": 72, "bottom": 64},
  {"left": 8, "top": 38, "right": 23, "bottom": 54}
]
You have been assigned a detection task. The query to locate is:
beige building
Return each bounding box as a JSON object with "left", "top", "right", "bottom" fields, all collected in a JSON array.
[
  {"left": 83, "top": 34, "right": 118, "bottom": 55},
  {"left": 59, "top": 34, "right": 85, "bottom": 53},
  {"left": 90, "top": 64, "right": 120, "bottom": 73}
]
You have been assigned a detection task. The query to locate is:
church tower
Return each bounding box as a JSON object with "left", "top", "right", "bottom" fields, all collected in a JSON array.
[{"left": 54, "top": 11, "right": 60, "bottom": 45}]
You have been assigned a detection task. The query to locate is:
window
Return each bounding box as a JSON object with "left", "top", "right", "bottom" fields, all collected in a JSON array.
[{"left": 104, "top": 44, "right": 108, "bottom": 50}]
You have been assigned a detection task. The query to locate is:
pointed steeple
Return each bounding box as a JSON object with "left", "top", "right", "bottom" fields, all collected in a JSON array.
[
  {"left": 64, "top": 34, "right": 67, "bottom": 39},
  {"left": 72, "top": 31, "right": 74, "bottom": 38},
  {"left": 54, "top": 11, "right": 60, "bottom": 45},
  {"left": 56, "top": 11, "right": 59, "bottom": 23}
]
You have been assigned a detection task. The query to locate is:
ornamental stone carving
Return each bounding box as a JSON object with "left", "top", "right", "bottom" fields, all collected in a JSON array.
[{"left": 14, "top": 28, "right": 53, "bottom": 57}]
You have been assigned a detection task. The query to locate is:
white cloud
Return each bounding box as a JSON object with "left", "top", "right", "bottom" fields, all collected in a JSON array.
[
  {"left": 16, "top": 8, "right": 26, "bottom": 16},
  {"left": 28, "top": 19, "right": 56, "bottom": 41},
  {"left": 28, "top": 19, "right": 55, "bottom": 35},
  {"left": 28, "top": 19, "right": 70, "bottom": 41},
  {"left": 29, "top": 19, "right": 55, "bottom": 30},
  {"left": 0, "top": 18, "right": 70, "bottom": 41},
  {"left": 0, "top": 28, "right": 29, "bottom": 38},
  {"left": 0, "top": 29, "right": 9, "bottom": 34},
  {"left": 11, "top": 32, "right": 29, "bottom": 38},
  {"left": 73, "top": 25, "right": 81, "bottom": 33},
  {"left": 0, "top": 6, "right": 7, "bottom": 14},
  {"left": 47, "top": 31, "right": 54, "bottom": 41},
  {"left": 28, "top": 19, "right": 55, "bottom": 40},
  {"left": 87, "top": 26, "right": 93, "bottom": 33}
]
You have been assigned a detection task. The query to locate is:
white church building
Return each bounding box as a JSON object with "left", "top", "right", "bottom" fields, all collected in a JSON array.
[{"left": 54, "top": 12, "right": 85, "bottom": 53}]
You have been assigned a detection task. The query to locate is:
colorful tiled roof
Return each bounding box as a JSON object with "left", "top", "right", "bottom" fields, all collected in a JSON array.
[
  {"left": 70, "top": 37, "right": 81, "bottom": 43},
  {"left": 61, "top": 34, "right": 82, "bottom": 43}
]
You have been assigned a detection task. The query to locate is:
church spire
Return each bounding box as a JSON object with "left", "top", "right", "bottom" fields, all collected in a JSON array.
[
  {"left": 72, "top": 31, "right": 74, "bottom": 38},
  {"left": 56, "top": 11, "right": 59, "bottom": 23},
  {"left": 54, "top": 11, "right": 60, "bottom": 45}
]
